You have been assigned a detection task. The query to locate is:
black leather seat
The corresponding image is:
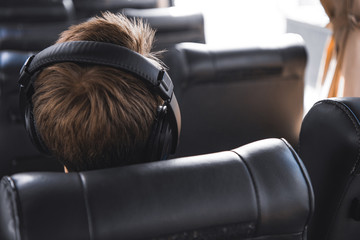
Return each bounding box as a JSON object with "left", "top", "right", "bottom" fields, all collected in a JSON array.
[
  {"left": 123, "top": 7, "right": 205, "bottom": 52},
  {"left": 0, "top": 138, "right": 314, "bottom": 240},
  {"left": 299, "top": 97, "right": 360, "bottom": 240},
  {"left": 165, "top": 34, "right": 307, "bottom": 158},
  {"left": 0, "top": 6, "right": 204, "bottom": 53},
  {"left": 0, "top": 50, "right": 63, "bottom": 178}
]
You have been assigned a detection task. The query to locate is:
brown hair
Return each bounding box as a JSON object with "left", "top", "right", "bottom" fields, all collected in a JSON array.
[{"left": 32, "top": 12, "right": 163, "bottom": 171}]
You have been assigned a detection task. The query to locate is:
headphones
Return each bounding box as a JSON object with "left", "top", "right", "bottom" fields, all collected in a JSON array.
[{"left": 18, "top": 41, "right": 181, "bottom": 161}]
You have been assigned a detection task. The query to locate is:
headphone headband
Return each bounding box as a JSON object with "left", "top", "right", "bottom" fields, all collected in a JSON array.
[
  {"left": 19, "top": 41, "right": 174, "bottom": 100},
  {"left": 18, "top": 40, "right": 181, "bottom": 161}
]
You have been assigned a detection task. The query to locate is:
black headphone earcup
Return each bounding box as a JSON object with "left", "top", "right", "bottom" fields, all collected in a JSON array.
[
  {"left": 24, "top": 103, "right": 50, "bottom": 155},
  {"left": 156, "top": 116, "right": 173, "bottom": 160},
  {"left": 146, "top": 104, "right": 174, "bottom": 161}
]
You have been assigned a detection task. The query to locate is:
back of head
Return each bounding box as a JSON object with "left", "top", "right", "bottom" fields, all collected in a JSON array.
[{"left": 32, "top": 12, "right": 164, "bottom": 171}]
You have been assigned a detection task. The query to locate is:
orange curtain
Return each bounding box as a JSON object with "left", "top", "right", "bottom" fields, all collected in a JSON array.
[{"left": 319, "top": 0, "right": 360, "bottom": 97}]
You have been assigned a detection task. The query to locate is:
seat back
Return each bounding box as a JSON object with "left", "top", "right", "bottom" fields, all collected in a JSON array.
[
  {"left": 165, "top": 34, "right": 306, "bottom": 158},
  {"left": 299, "top": 97, "right": 360, "bottom": 240},
  {"left": 0, "top": 138, "right": 314, "bottom": 240}
]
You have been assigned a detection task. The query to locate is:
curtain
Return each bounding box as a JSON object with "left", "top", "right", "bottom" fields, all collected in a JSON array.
[{"left": 319, "top": 0, "right": 360, "bottom": 97}]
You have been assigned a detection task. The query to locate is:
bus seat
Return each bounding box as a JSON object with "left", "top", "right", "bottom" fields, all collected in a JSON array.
[
  {"left": 299, "top": 97, "right": 360, "bottom": 240},
  {"left": 165, "top": 33, "right": 306, "bottom": 158},
  {"left": 0, "top": 138, "right": 314, "bottom": 240}
]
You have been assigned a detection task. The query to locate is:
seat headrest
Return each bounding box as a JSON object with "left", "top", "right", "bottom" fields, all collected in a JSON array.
[
  {"left": 123, "top": 7, "right": 204, "bottom": 32},
  {"left": 123, "top": 7, "right": 205, "bottom": 52},
  {"left": 0, "top": 138, "right": 314, "bottom": 240},
  {"left": 166, "top": 34, "right": 306, "bottom": 89},
  {"left": 72, "top": 0, "right": 158, "bottom": 18}
]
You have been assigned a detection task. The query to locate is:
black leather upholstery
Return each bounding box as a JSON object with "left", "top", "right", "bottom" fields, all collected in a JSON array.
[
  {"left": 0, "top": 138, "right": 314, "bottom": 240},
  {"left": 0, "top": 6, "right": 205, "bottom": 53},
  {"left": 72, "top": 0, "right": 159, "bottom": 19},
  {"left": 165, "top": 34, "right": 307, "bottom": 158},
  {"left": 0, "top": 51, "right": 63, "bottom": 178},
  {"left": 0, "top": 0, "right": 73, "bottom": 52},
  {"left": 299, "top": 97, "right": 360, "bottom": 240},
  {"left": 123, "top": 7, "right": 205, "bottom": 52},
  {"left": 0, "top": 0, "right": 75, "bottom": 52},
  {"left": 0, "top": 22, "right": 72, "bottom": 51},
  {"left": 0, "top": 0, "right": 72, "bottom": 23}
]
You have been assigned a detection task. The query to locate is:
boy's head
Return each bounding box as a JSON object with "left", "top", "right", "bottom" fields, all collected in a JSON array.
[{"left": 20, "top": 12, "right": 180, "bottom": 172}]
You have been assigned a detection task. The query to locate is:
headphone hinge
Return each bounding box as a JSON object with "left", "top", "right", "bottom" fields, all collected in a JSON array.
[
  {"left": 18, "top": 55, "right": 35, "bottom": 90},
  {"left": 157, "top": 70, "right": 174, "bottom": 100}
]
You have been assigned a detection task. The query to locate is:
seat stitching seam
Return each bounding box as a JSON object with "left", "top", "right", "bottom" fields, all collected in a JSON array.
[
  {"left": 231, "top": 150, "right": 261, "bottom": 236},
  {"left": 77, "top": 173, "right": 94, "bottom": 240}
]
